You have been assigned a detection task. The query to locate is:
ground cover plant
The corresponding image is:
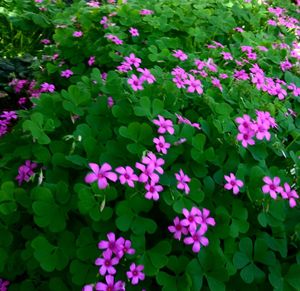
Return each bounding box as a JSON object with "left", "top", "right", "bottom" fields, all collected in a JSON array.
[{"left": 0, "top": 0, "right": 300, "bottom": 290}]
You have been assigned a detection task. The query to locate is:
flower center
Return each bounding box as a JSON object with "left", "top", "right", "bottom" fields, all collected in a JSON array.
[
  {"left": 124, "top": 174, "right": 130, "bottom": 179},
  {"left": 133, "top": 270, "right": 138, "bottom": 276},
  {"left": 175, "top": 224, "right": 182, "bottom": 231},
  {"left": 105, "top": 260, "right": 110, "bottom": 266}
]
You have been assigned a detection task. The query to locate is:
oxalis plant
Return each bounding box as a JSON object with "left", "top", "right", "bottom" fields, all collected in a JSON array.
[{"left": 0, "top": 0, "right": 300, "bottom": 290}]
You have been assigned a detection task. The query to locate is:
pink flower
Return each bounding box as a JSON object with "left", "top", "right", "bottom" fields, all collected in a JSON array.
[
  {"left": 235, "top": 114, "right": 253, "bottom": 133},
  {"left": 142, "top": 152, "right": 165, "bottom": 174},
  {"left": 135, "top": 162, "right": 159, "bottom": 184},
  {"left": 153, "top": 115, "right": 174, "bottom": 135},
  {"left": 280, "top": 60, "right": 293, "bottom": 71},
  {"left": 224, "top": 173, "right": 244, "bottom": 194},
  {"left": 181, "top": 207, "right": 202, "bottom": 232},
  {"left": 95, "top": 250, "right": 119, "bottom": 276},
  {"left": 234, "top": 27, "right": 244, "bottom": 32},
  {"left": 176, "top": 113, "right": 201, "bottom": 130},
  {"left": 124, "top": 53, "right": 141, "bottom": 68},
  {"left": 118, "top": 239, "right": 135, "bottom": 258},
  {"left": 173, "top": 50, "right": 188, "bottom": 61},
  {"left": 153, "top": 136, "right": 170, "bottom": 154},
  {"left": 175, "top": 169, "right": 191, "bottom": 194},
  {"left": 183, "top": 225, "right": 209, "bottom": 253},
  {"left": 140, "top": 9, "right": 154, "bottom": 15},
  {"left": 61, "top": 69, "right": 73, "bottom": 78},
  {"left": 233, "top": 69, "right": 249, "bottom": 80},
  {"left": 87, "top": 1, "right": 100, "bottom": 7},
  {"left": 185, "top": 75, "right": 203, "bottom": 94},
  {"left": 199, "top": 208, "right": 216, "bottom": 231},
  {"left": 127, "top": 74, "right": 144, "bottom": 91},
  {"left": 98, "top": 232, "right": 125, "bottom": 255},
  {"left": 262, "top": 176, "right": 283, "bottom": 199},
  {"left": 40, "top": 82, "right": 55, "bottom": 92},
  {"left": 221, "top": 52, "right": 233, "bottom": 60},
  {"left": 280, "top": 183, "right": 299, "bottom": 208},
  {"left": 129, "top": 27, "right": 139, "bottom": 36},
  {"left": 168, "top": 216, "right": 188, "bottom": 240},
  {"left": 137, "top": 68, "right": 156, "bottom": 84},
  {"left": 107, "top": 96, "right": 114, "bottom": 108},
  {"left": 85, "top": 163, "right": 117, "bottom": 189},
  {"left": 252, "top": 119, "right": 271, "bottom": 141},
  {"left": 211, "top": 77, "right": 223, "bottom": 91},
  {"left": 237, "top": 131, "right": 255, "bottom": 147},
  {"left": 41, "top": 39, "right": 51, "bottom": 44},
  {"left": 115, "top": 166, "right": 138, "bottom": 188},
  {"left": 88, "top": 56, "right": 95, "bottom": 66},
  {"left": 95, "top": 275, "right": 125, "bottom": 291},
  {"left": 73, "top": 31, "right": 83, "bottom": 37},
  {"left": 145, "top": 182, "right": 163, "bottom": 200},
  {"left": 219, "top": 73, "right": 228, "bottom": 79},
  {"left": 126, "top": 263, "right": 145, "bottom": 285},
  {"left": 106, "top": 34, "right": 123, "bottom": 45}
]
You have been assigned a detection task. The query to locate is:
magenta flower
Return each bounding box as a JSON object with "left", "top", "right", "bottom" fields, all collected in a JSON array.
[
  {"left": 98, "top": 232, "right": 125, "bottom": 255},
  {"left": 88, "top": 56, "right": 95, "bottom": 66},
  {"left": 280, "top": 60, "right": 293, "bottom": 71},
  {"left": 40, "top": 82, "right": 55, "bottom": 93},
  {"left": 127, "top": 74, "right": 144, "bottom": 91},
  {"left": 262, "top": 176, "right": 283, "bottom": 199},
  {"left": 237, "top": 131, "right": 255, "bottom": 147},
  {"left": 129, "top": 27, "right": 139, "bottom": 36},
  {"left": 135, "top": 162, "right": 159, "bottom": 184},
  {"left": 140, "top": 9, "right": 154, "bottom": 15},
  {"left": 137, "top": 68, "right": 156, "bottom": 84},
  {"left": 73, "top": 31, "right": 83, "bottom": 37},
  {"left": 183, "top": 225, "right": 209, "bottom": 253},
  {"left": 115, "top": 166, "right": 138, "bottom": 187},
  {"left": 0, "top": 278, "right": 10, "bottom": 291},
  {"left": 106, "top": 34, "right": 123, "bottom": 45},
  {"left": 126, "top": 263, "right": 145, "bottom": 285},
  {"left": 16, "top": 160, "right": 37, "bottom": 186},
  {"left": 252, "top": 119, "right": 271, "bottom": 141},
  {"left": 168, "top": 216, "right": 188, "bottom": 240},
  {"left": 173, "top": 50, "right": 188, "bottom": 61},
  {"left": 233, "top": 70, "right": 249, "bottom": 80},
  {"left": 82, "top": 284, "right": 94, "bottom": 291},
  {"left": 145, "top": 182, "right": 163, "bottom": 201},
  {"left": 95, "top": 250, "right": 119, "bottom": 276},
  {"left": 235, "top": 114, "right": 254, "bottom": 133},
  {"left": 61, "top": 69, "right": 73, "bottom": 78},
  {"left": 152, "top": 115, "right": 174, "bottom": 135},
  {"left": 95, "top": 275, "right": 125, "bottom": 291},
  {"left": 280, "top": 183, "right": 299, "bottom": 208},
  {"left": 175, "top": 169, "right": 191, "bottom": 194},
  {"left": 153, "top": 136, "right": 170, "bottom": 154},
  {"left": 118, "top": 239, "right": 135, "bottom": 258},
  {"left": 107, "top": 96, "right": 114, "bottom": 108},
  {"left": 181, "top": 207, "right": 202, "bottom": 232},
  {"left": 1, "top": 110, "right": 17, "bottom": 120},
  {"left": 124, "top": 53, "right": 141, "bottom": 68},
  {"left": 224, "top": 173, "right": 244, "bottom": 194},
  {"left": 175, "top": 113, "right": 201, "bottom": 130},
  {"left": 185, "top": 75, "right": 203, "bottom": 94},
  {"left": 85, "top": 163, "right": 117, "bottom": 189},
  {"left": 221, "top": 52, "right": 233, "bottom": 60},
  {"left": 142, "top": 152, "right": 165, "bottom": 174},
  {"left": 199, "top": 208, "right": 216, "bottom": 231}
]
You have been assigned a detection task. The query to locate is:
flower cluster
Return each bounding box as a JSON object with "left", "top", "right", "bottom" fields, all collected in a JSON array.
[
  {"left": 105, "top": 34, "right": 123, "bottom": 45},
  {"left": 0, "top": 110, "right": 17, "bottom": 137},
  {"left": 262, "top": 176, "right": 299, "bottom": 207},
  {"left": 15, "top": 160, "right": 37, "bottom": 186},
  {"left": 0, "top": 278, "right": 9, "bottom": 291},
  {"left": 236, "top": 111, "right": 277, "bottom": 147},
  {"left": 168, "top": 207, "right": 215, "bottom": 253},
  {"left": 83, "top": 233, "right": 145, "bottom": 290}
]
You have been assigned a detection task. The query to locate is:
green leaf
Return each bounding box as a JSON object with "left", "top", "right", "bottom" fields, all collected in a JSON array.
[
  {"left": 233, "top": 252, "right": 250, "bottom": 269},
  {"left": 285, "top": 264, "right": 300, "bottom": 289}
]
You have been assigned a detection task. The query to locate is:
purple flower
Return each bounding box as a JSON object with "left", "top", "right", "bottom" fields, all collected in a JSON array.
[
  {"left": 224, "top": 173, "right": 244, "bottom": 194},
  {"left": 82, "top": 284, "right": 94, "bottom": 291},
  {"left": 153, "top": 136, "right": 170, "bottom": 154},
  {"left": 168, "top": 216, "right": 188, "bottom": 240},
  {"left": 135, "top": 162, "right": 159, "bottom": 184},
  {"left": 61, "top": 69, "right": 73, "bottom": 78},
  {"left": 118, "top": 239, "right": 135, "bottom": 258},
  {"left": 98, "top": 232, "right": 125, "bottom": 255},
  {"left": 262, "top": 176, "right": 283, "bottom": 199},
  {"left": 173, "top": 50, "right": 188, "bottom": 61},
  {"left": 184, "top": 225, "right": 209, "bottom": 253},
  {"left": 115, "top": 166, "right": 138, "bottom": 188},
  {"left": 126, "top": 263, "right": 145, "bottom": 285},
  {"left": 95, "top": 275, "right": 125, "bottom": 291},
  {"left": 185, "top": 75, "right": 203, "bottom": 94},
  {"left": 1, "top": 111, "right": 17, "bottom": 120},
  {"left": 88, "top": 56, "right": 95, "bottom": 66},
  {"left": 199, "top": 208, "right": 216, "bottom": 231},
  {"left": 175, "top": 169, "right": 191, "bottom": 194},
  {"left": 85, "top": 163, "right": 117, "bottom": 189},
  {"left": 237, "top": 130, "right": 255, "bottom": 148},
  {"left": 153, "top": 115, "right": 174, "bottom": 135},
  {"left": 40, "top": 82, "right": 55, "bottom": 93},
  {"left": 73, "top": 31, "right": 83, "bottom": 37},
  {"left": 181, "top": 207, "right": 202, "bottom": 232},
  {"left": 280, "top": 183, "right": 299, "bottom": 208},
  {"left": 15, "top": 160, "right": 37, "bottom": 186},
  {"left": 145, "top": 182, "right": 163, "bottom": 201},
  {"left": 0, "top": 278, "right": 9, "bottom": 291},
  {"left": 124, "top": 54, "right": 141, "bottom": 68},
  {"left": 95, "top": 250, "right": 119, "bottom": 276},
  {"left": 142, "top": 152, "right": 165, "bottom": 174},
  {"left": 129, "top": 27, "right": 139, "bottom": 36},
  {"left": 127, "top": 74, "right": 144, "bottom": 91},
  {"left": 137, "top": 68, "right": 156, "bottom": 84}
]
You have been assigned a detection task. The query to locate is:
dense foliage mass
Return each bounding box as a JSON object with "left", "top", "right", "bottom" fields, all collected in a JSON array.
[{"left": 0, "top": 0, "right": 300, "bottom": 290}]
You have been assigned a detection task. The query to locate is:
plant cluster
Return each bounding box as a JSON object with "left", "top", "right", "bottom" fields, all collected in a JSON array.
[{"left": 0, "top": 0, "right": 300, "bottom": 290}]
